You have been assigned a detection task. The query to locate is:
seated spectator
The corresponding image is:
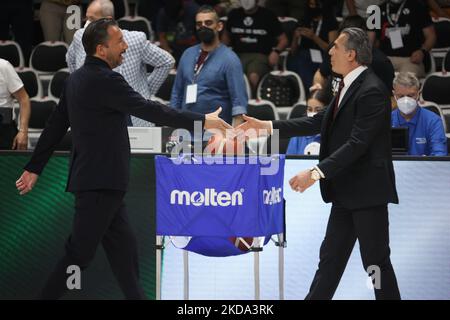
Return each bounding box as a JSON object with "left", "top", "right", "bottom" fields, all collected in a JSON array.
[
  {"left": 286, "top": 89, "right": 331, "bottom": 155},
  {"left": 222, "top": 0, "right": 288, "bottom": 97},
  {"left": 171, "top": 6, "right": 247, "bottom": 127},
  {"left": 0, "top": 58, "right": 30, "bottom": 150},
  {"left": 287, "top": 0, "right": 338, "bottom": 89},
  {"left": 391, "top": 72, "right": 447, "bottom": 156},
  {"left": 264, "top": 0, "right": 307, "bottom": 22},
  {"left": 375, "top": 0, "right": 436, "bottom": 78},
  {"left": 157, "top": 0, "right": 199, "bottom": 63},
  {"left": 312, "top": 15, "right": 395, "bottom": 97},
  {"left": 39, "top": 0, "right": 81, "bottom": 44}
]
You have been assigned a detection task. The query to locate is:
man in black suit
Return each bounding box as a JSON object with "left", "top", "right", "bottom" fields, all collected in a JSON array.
[
  {"left": 15, "top": 18, "right": 231, "bottom": 299},
  {"left": 238, "top": 27, "right": 401, "bottom": 300}
]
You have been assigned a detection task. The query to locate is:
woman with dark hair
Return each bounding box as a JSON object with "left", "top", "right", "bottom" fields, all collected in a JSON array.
[{"left": 286, "top": 88, "right": 331, "bottom": 155}]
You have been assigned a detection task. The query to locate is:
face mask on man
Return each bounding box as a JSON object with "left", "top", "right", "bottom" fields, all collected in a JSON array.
[
  {"left": 196, "top": 27, "right": 216, "bottom": 44},
  {"left": 397, "top": 96, "right": 417, "bottom": 115},
  {"left": 240, "top": 0, "right": 256, "bottom": 11},
  {"left": 307, "top": 112, "right": 318, "bottom": 118}
]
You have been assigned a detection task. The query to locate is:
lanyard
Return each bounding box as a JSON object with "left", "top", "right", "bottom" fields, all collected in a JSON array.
[
  {"left": 193, "top": 51, "right": 210, "bottom": 84},
  {"left": 386, "top": 0, "right": 407, "bottom": 27},
  {"left": 315, "top": 18, "right": 323, "bottom": 37}
]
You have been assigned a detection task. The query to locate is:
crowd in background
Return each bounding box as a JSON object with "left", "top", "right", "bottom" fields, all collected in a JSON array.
[{"left": 0, "top": 0, "right": 449, "bottom": 155}]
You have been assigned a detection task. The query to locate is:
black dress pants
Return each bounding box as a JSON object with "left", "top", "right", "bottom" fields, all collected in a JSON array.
[
  {"left": 306, "top": 203, "right": 401, "bottom": 300},
  {"left": 39, "top": 190, "right": 146, "bottom": 299}
]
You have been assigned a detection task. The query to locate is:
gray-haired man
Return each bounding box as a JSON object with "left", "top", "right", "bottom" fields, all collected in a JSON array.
[
  {"left": 239, "top": 28, "right": 401, "bottom": 299},
  {"left": 392, "top": 72, "right": 447, "bottom": 156}
]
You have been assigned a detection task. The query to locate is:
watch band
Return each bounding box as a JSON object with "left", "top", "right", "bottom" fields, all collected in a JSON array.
[
  {"left": 310, "top": 167, "right": 321, "bottom": 181},
  {"left": 313, "top": 166, "right": 325, "bottom": 179}
]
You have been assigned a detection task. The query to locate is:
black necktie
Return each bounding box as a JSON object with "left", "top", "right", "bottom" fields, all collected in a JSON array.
[{"left": 333, "top": 79, "right": 345, "bottom": 120}]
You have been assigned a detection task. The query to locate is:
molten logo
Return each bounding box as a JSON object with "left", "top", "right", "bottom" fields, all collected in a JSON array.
[
  {"left": 170, "top": 188, "right": 244, "bottom": 207},
  {"left": 263, "top": 187, "right": 282, "bottom": 205}
]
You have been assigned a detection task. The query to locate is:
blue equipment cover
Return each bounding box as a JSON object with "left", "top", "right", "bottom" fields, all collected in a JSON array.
[{"left": 156, "top": 155, "right": 285, "bottom": 256}]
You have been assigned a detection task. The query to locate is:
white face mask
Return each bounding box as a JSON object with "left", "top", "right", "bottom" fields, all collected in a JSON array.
[
  {"left": 397, "top": 96, "right": 417, "bottom": 115},
  {"left": 240, "top": 0, "right": 256, "bottom": 11},
  {"left": 84, "top": 20, "right": 91, "bottom": 28},
  {"left": 307, "top": 112, "right": 317, "bottom": 118}
]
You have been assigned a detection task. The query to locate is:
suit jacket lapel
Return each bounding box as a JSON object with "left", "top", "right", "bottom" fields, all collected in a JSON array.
[
  {"left": 320, "top": 96, "right": 336, "bottom": 152},
  {"left": 333, "top": 69, "right": 369, "bottom": 121},
  {"left": 323, "top": 96, "right": 335, "bottom": 129}
]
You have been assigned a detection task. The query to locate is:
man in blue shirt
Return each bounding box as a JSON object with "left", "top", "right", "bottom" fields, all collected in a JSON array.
[
  {"left": 391, "top": 72, "right": 447, "bottom": 156},
  {"left": 170, "top": 5, "right": 248, "bottom": 127}
]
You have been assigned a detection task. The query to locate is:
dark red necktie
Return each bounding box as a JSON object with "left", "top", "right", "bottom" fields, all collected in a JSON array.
[
  {"left": 333, "top": 79, "right": 345, "bottom": 120},
  {"left": 195, "top": 50, "right": 209, "bottom": 73}
]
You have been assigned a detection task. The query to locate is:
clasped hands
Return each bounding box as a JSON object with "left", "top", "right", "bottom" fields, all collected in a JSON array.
[
  {"left": 206, "top": 110, "right": 317, "bottom": 193},
  {"left": 17, "top": 111, "right": 316, "bottom": 195}
]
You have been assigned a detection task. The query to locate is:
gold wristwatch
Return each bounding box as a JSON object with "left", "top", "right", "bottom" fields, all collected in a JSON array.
[{"left": 310, "top": 168, "right": 321, "bottom": 181}]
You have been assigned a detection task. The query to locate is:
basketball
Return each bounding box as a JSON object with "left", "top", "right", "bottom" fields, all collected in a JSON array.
[{"left": 228, "top": 237, "right": 254, "bottom": 251}]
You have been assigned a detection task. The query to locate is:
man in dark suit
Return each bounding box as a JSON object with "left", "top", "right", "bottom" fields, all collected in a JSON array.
[
  {"left": 238, "top": 27, "right": 401, "bottom": 300},
  {"left": 15, "top": 18, "right": 231, "bottom": 299}
]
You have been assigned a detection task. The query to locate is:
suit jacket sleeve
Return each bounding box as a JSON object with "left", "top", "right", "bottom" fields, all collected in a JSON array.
[
  {"left": 317, "top": 86, "right": 389, "bottom": 179},
  {"left": 24, "top": 89, "right": 70, "bottom": 175},
  {"left": 272, "top": 109, "right": 325, "bottom": 138},
  {"left": 105, "top": 72, "right": 205, "bottom": 131}
]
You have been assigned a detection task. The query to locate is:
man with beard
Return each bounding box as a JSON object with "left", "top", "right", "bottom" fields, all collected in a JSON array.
[{"left": 170, "top": 6, "right": 248, "bottom": 127}]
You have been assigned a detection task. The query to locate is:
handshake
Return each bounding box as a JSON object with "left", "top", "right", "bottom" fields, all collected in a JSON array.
[
  {"left": 205, "top": 108, "right": 319, "bottom": 193},
  {"left": 203, "top": 107, "right": 274, "bottom": 155}
]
